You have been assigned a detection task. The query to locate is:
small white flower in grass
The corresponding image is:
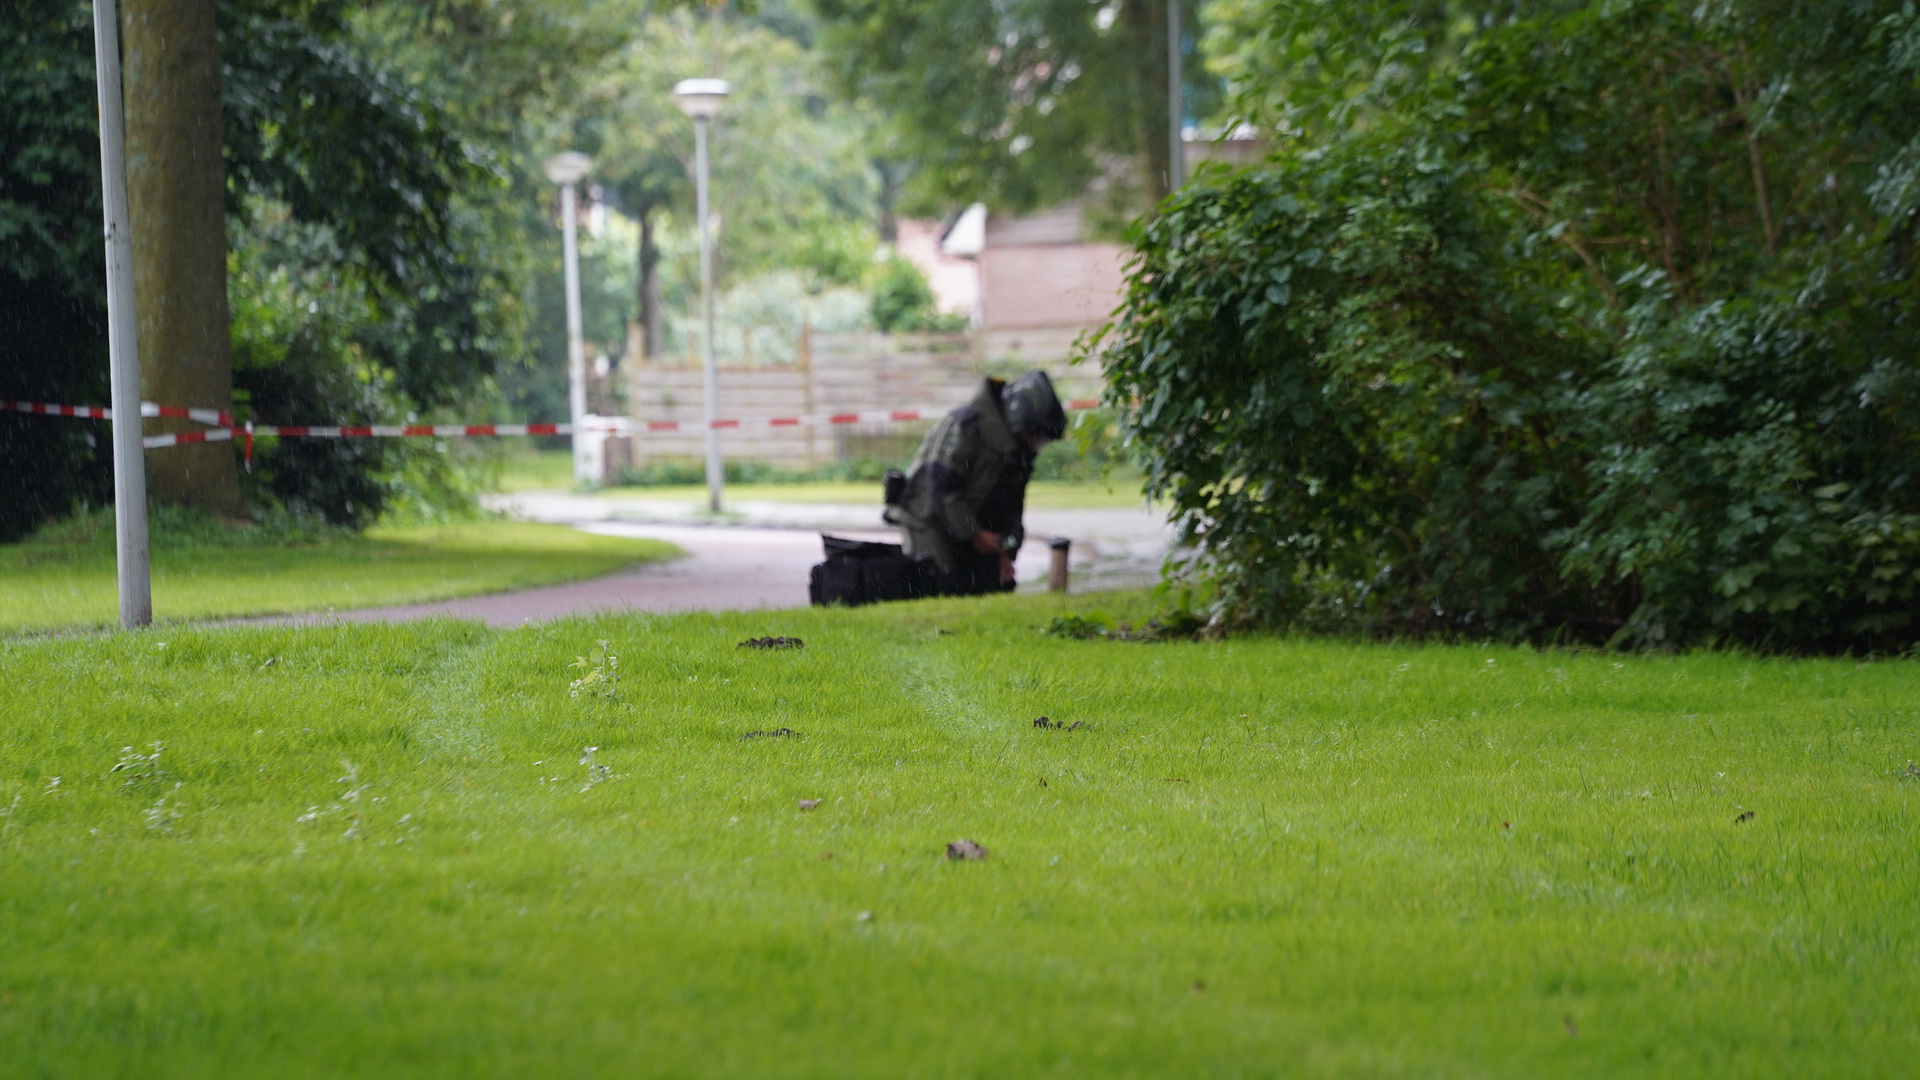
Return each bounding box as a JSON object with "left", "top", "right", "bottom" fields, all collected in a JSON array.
[
  {"left": 336, "top": 760, "right": 365, "bottom": 801},
  {"left": 579, "top": 747, "right": 612, "bottom": 792},
  {"left": 144, "top": 783, "right": 184, "bottom": 833},
  {"left": 569, "top": 641, "right": 620, "bottom": 700},
  {"left": 111, "top": 743, "right": 166, "bottom": 789}
]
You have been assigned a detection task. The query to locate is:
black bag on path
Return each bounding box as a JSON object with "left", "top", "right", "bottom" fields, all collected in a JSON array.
[{"left": 808, "top": 535, "right": 929, "bottom": 606}]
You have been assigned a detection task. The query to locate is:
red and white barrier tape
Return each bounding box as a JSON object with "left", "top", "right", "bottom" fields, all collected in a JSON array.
[
  {"left": 140, "top": 422, "right": 568, "bottom": 450},
  {"left": 8, "top": 397, "right": 1107, "bottom": 455},
  {"left": 3, "top": 399, "right": 233, "bottom": 426}
]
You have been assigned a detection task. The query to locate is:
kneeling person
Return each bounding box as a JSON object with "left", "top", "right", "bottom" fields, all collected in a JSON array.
[{"left": 888, "top": 370, "right": 1066, "bottom": 595}]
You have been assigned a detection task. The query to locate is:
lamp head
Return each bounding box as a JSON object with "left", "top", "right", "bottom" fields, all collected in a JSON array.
[
  {"left": 672, "top": 78, "right": 731, "bottom": 120},
  {"left": 542, "top": 151, "right": 593, "bottom": 186}
]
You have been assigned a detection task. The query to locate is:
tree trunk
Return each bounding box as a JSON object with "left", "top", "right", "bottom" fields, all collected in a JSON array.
[
  {"left": 121, "top": 0, "right": 244, "bottom": 517},
  {"left": 636, "top": 205, "right": 665, "bottom": 361},
  {"left": 1124, "top": 0, "right": 1173, "bottom": 210},
  {"left": 874, "top": 158, "right": 907, "bottom": 244}
]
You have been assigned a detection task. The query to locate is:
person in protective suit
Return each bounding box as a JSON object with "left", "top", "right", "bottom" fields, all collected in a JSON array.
[{"left": 885, "top": 370, "right": 1067, "bottom": 595}]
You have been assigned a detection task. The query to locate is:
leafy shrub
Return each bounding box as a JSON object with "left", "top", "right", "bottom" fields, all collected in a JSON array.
[
  {"left": 1097, "top": 0, "right": 1920, "bottom": 651},
  {"left": 1102, "top": 138, "right": 1608, "bottom": 641},
  {"left": 870, "top": 257, "right": 967, "bottom": 333},
  {"left": 230, "top": 217, "right": 486, "bottom": 528},
  {"left": 1030, "top": 408, "right": 1133, "bottom": 483},
  {"left": 1558, "top": 270, "right": 1920, "bottom": 649}
]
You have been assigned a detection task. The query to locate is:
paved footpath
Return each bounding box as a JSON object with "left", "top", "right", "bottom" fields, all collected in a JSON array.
[{"left": 263, "top": 493, "right": 1175, "bottom": 628}]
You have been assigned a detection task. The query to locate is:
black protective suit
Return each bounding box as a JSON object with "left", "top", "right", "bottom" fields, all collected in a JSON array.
[
  {"left": 808, "top": 371, "right": 1066, "bottom": 605},
  {"left": 890, "top": 376, "right": 1036, "bottom": 593}
]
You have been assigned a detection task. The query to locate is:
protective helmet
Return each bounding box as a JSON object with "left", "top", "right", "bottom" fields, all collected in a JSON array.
[{"left": 1004, "top": 370, "right": 1066, "bottom": 441}]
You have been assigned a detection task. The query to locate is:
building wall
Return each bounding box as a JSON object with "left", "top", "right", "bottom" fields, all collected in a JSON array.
[
  {"left": 977, "top": 243, "right": 1127, "bottom": 331},
  {"left": 893, "top": 219, "right": 979, "bottom": 318}
]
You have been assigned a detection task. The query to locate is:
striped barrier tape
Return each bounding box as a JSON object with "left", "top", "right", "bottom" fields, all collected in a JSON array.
[
  {"left": 141, "top": 422, "right": 568, "bottom": 450},
  {"left": 2, "top": 399, "right": 231, "bottom": 425},
  {"left": 9, "top": 397, "right": 1109, "bottom": 455}
]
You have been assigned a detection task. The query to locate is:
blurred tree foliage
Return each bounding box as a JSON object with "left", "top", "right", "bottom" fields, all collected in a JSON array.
[
  {"left": 0, "top": 0, "right": 630, "bottom": 536},
  {"left": 1, "top": 0, "right": 117, "bottom": 540},
  {"left": 812, "top": 0, "right": 1220, "bottom": 218},
  {"left": 1100, "top": 0, "right": 1920, "bottom": 651},
  {"left": 868, "top": 255, "right": 964, "bottom": 332},
  {"left": 563, "top": 4, "right": 878, "bottom": 357}
]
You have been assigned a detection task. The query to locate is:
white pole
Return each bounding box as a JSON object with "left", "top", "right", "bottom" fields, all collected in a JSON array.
[
  {"left": 560, "top": 180, "right": 590, "bottom": 486},
  {"left": 91, "top": 0, "right": 150, "bottom": 629},
  {"left": 1168, "top": 0, "right": 1184, "bottom": 191},
  {"left": 695, "top": 114, "right": 723, "bottom": 513}
]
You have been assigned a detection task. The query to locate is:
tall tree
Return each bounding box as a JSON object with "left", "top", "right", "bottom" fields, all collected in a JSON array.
[
  {"left": 576, "top": 28, "right": 689, "bottom": 363},
  {"left": 813, "top": 0, "right": 1209, "bottom": 218},
  {"left": 567, "top": 5, "right": 877, "bottom": 358},
  {"left": 2, "top": 0, "right": 625, "bottom": 535},
  {"left": 121, "top": 0, "right": 245, "bottom": 514}
]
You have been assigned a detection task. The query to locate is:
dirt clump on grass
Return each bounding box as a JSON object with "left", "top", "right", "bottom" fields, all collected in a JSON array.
[{"left": 738, "top": 636, "right": 804, "bottom": 650}]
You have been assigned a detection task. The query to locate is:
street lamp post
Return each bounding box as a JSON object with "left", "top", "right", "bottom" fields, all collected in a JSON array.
[
  {"left": 672, "top": 78, "right": 729, "bottom": 514},
  {"left": 90, "top": 0, "right": 150, "bottom": 629},
  {"left": 543, "top": 151, "right": 594, "bottom": 486}
]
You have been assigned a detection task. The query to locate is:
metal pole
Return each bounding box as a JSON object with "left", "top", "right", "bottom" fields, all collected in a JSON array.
[
  {"left": 695, "top": 114, "right": 723, "bottom": 513},
  {"left": 1168, "top": 0, "right": 1184, "bottom": 190},
  {"left": 92, "top": 0, "right": 150, "bottom": 629},
  {"left": 560, "top": 180, "right": 590, "bottom": 486}
]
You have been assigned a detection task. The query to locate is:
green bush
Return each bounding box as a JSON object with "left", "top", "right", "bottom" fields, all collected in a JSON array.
[
  {"left": 869, "top": 257, "right": 967, "bottom": 333},
  {"left": 1099, "top": 0, "right": 1920, "bottom": 651},
  {"left": 1560, "top": 269, "right": 1920, "bottom": 649},
  {"left": 1030, "top": 408, "right": 1132, "bottom": 483},
  {"left": 229, "top": 216, "right": 488, "bottom": 529},
  {"left": 1102, "top": 140, "right": 1601, "bottom": 641}
]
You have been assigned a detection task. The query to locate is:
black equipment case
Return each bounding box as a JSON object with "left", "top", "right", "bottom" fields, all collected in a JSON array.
[{"left": 808, "top": 535, "right": 928, "bottom": 607}]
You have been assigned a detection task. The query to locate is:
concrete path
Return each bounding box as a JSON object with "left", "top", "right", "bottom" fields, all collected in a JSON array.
[{"left": 260, "top": 494, "right": 1174, "bottom": 628}]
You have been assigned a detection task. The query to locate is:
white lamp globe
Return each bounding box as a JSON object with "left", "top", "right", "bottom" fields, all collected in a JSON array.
[
  {"left": 542, "top": 151, "right": 593, "bottom": 186},
  {"left": 672, "top": 78, "right": 731, "bottom": 120}
]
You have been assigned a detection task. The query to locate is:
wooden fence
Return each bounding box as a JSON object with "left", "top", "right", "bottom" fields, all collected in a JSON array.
[{"left": 603, "top": 326, "right": 1105, "bottom": 471}]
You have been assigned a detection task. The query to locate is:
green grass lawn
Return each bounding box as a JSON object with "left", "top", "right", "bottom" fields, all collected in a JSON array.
[
  {"left": 0, "top": 517, "right": 680, "bottom": 633},
  {"left": 493, "top": 445, "right": 577, "bottom": 492},
  {"left": 1, "top": 591, "right": 1914, "bottom": 1077}
]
